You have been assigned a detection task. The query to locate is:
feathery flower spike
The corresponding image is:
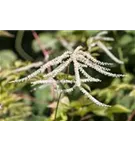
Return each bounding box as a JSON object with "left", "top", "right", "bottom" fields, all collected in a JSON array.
[
  {"left": 88, "top": 31, "right": 124, "bottom": 64},
  {"left": 11, "top": 36, "right": 125, "bottom": 107}
]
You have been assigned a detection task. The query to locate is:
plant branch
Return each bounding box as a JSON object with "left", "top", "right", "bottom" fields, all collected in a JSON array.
[
  {"left": 128, "top": 110, "right": 135, "bottom": 121},
  {"left": 32, "top": 30, "right": 56, "bottom": 99},
  {"left": 54, "top": 93, "right": 62, "bottom": 121}
]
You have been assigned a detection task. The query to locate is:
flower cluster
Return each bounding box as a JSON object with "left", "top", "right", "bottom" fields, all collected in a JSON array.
[
  {"left": 87, "top": 31, "right": 124, "bottom": 64},
  {"left": 11, "top": 31, "right": 125, "bottom": 107}
]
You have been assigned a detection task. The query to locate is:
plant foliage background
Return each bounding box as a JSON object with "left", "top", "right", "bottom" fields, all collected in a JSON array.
[{"left": 0, "top": 30, "right": 135, "bottom": 121}]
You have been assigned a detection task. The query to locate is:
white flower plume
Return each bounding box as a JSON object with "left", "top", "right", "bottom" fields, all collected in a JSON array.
[
  {"left": 11, "top": 42, "right": 125, "bottom": 107},
  {"left": 88, "top": 31, "right": 124, "bottom": 64}
]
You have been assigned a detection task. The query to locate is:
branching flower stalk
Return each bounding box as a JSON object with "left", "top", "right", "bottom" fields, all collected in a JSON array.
[
  {"left": 11, "top": 61, "right": 44, "bottom": 73},
  {"left": 11, "top": 32, "right": 125, "bottom": 107},
  {"left": 88, "top": 31, "right": 124, "bottom": 64}
]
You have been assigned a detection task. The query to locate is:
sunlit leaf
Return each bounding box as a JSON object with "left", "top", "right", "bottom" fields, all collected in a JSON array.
[{"left": 106, "top": 104, "right": 131, "bottom": 114}]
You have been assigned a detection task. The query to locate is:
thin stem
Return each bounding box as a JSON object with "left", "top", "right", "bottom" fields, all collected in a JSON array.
[
  {"left": 32, "top": 31, "right": 56, "bottom": 99},
  {"left": 32, "top": 30, "right": 50, "bottom": 63},
  {"left": 54, "top": 93, "right": 62, "bottom": 121},
  {"left": 66, "top": 65, "right": 70, "bottom": 81},
  {"left": 11, "top": 61, "right": 43, "bottom": 73},
  {"left": 113, "top": 31, "right": 126, "bottom": 71},
  {"left": 118, "top": 47, "right": 126, "bottom": 74},
  {"left": 15, "top": 31, "right": 33, "bottom": 61},
  {"left": 128, "top": 110, "right": 135, "bottom": 121}
]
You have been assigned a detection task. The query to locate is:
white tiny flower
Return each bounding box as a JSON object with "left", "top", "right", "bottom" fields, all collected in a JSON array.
[
  {"left": 73, "top": 56, "right": 81, "bottom": 87},
  {"left": 11, "top": 32, "right": 125, "bottom": 107},
  {"left": 97, "top": 41, "right": 124, "bottom": 64},
  {"left": 88, "top": 31, "right": 124, "bottom": 64},
  {"left": 79, "top": 86, "right": 110, "bottom": 107},
  {"left": 78, "top": 51, "right": 113, "bottom": 66},
  {"left": 79, "top": 66, "right": 101, "bottom": 82}
]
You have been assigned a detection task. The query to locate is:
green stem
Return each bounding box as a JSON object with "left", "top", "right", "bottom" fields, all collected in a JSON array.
[
  {"left": 15, "top": 31, "right": 33, "bottom": 61},
  {"left": 118, "top": 47, "right": 126, "bottom": 74},
  {"left": 113, "top": 31, "right": 126, "bottom": 74},
  {"left": 54, "top": 93, "right": 62, "bottom": 121}
]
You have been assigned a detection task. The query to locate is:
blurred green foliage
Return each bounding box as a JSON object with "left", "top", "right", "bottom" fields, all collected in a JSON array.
[
  {"left": 0, "top": 30, "right": 135, "bottom": 121},
  {"left": 0, "top": 65, "right": 32, "bottom": 121}
]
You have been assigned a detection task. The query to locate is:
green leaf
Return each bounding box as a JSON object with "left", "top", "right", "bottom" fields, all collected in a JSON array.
[
  {"left": 32, "top": 33, "right": 58, "bottom": 52},
  {"left": 116, "top": 84, "right": 134, "bottom": 91},
  {"left": 129, "top": 90, "right": 135, "bottom": 97},
  {"left": 85, "top": 30, "right": 99, "bottom": 36},
  {"left": 82, "top": 83, "right": 91, "bottom": 92},
  {"left": 106, "top": 104, "right": 131, "bottom": 114},
  {"left": 0, "top": 50, "right": 17, "bottom": 68},
  {"left": 122, "top": 73, "right": 134, "bottom": 83},
  {"left": 104, "top": 104, "right": 131, "bottom": 120},
  {"left": 93, "top": 107, "right": 108, "bottom": 117},
  {"left": 35, "top": 85, "right": 53, "bottom": 102},
  {"left": 130, "top": 48, "right": 135, "bottom": 55},
  {"left": 119, "top": 35, "right": 132, "bottom": 46},
  {"left": 125, "top": 30, "right": 135, "bottom": 35},
  {"left": 34, "top": 85, "right": 54, "bottom": 115}
]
